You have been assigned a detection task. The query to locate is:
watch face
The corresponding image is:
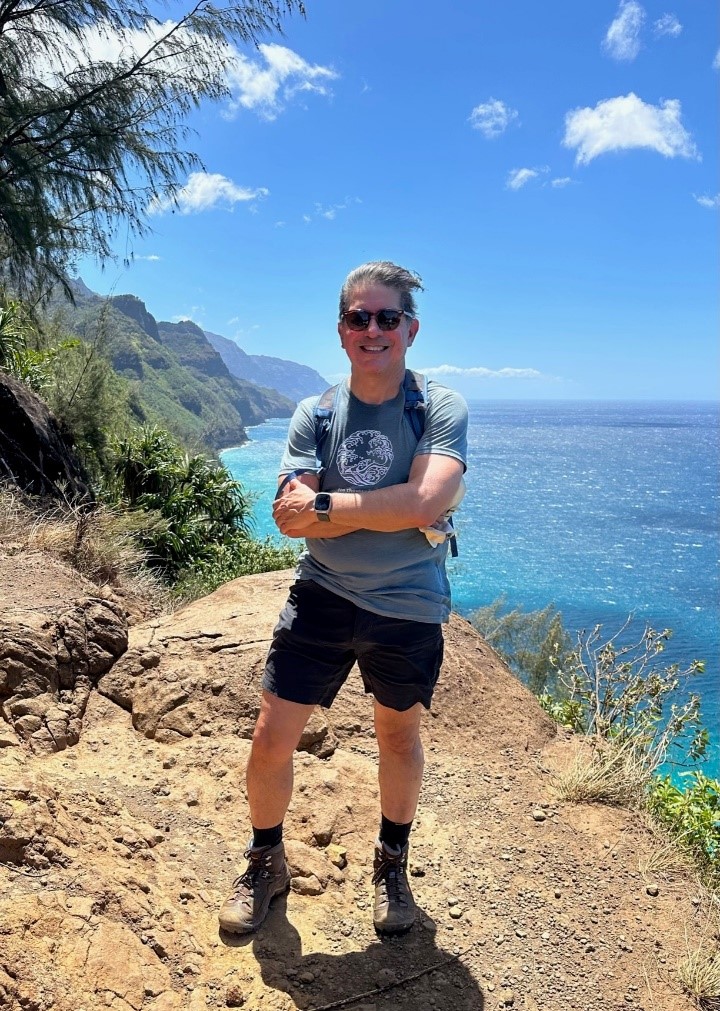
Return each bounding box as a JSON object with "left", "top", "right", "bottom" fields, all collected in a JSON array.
[{"left": 315, "top": 492, "right": 332, "bottom": 520}]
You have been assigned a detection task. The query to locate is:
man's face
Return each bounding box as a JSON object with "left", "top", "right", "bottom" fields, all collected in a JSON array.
[{"left": 338, "top": 283, "right": 419, "bottom": 378}]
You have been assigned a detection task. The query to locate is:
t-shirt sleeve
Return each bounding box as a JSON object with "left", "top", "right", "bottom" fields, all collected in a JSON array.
[
  {"left": 413, "top": 383, "right": 469, "bottom": 470},
  {"left": 279, "top": 397, "right": 320, "bottom": 475}
]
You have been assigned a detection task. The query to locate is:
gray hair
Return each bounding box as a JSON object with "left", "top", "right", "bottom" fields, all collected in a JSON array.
[{"left": 338, "top": 261, "right": 424, "bottom": 319}]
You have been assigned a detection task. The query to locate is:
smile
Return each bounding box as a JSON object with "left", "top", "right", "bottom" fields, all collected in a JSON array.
[{"left": 360, "top": 344, "right": 389, "bottom": 353}]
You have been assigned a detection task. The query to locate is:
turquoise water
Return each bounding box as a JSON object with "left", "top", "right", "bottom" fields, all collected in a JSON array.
[{"left": 222, "top": 401, "right": 719, "bottom": 777}]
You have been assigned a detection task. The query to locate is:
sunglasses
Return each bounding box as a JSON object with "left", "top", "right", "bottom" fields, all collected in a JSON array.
[{"left": 341, "top": 308, "right": 411, "bottom": 331}]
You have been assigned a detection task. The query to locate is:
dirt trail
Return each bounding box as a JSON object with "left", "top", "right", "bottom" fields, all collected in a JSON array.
[{"left": 0, "top": 567, "right": 707, "bottom": 1011}]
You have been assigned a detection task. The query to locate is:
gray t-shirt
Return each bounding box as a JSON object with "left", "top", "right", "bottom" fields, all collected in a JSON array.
[{"left": 279, "top": 379, "right": 468, "bottom": 623}]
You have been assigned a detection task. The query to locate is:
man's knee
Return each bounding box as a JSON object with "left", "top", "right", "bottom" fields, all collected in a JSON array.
[
  {"left": 374, "top": 703, "right": 424, "bottom": 758},
  {"left": 250, "top": 692, "right": 314, "bottom": 765}
]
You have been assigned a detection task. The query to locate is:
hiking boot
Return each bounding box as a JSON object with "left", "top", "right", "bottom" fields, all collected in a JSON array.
[
  {"left": 218, "top": 841, "right": 290, "bottom": 934},
  {"left": 372, "top": 839, "right": 417, "bottom": 935}
]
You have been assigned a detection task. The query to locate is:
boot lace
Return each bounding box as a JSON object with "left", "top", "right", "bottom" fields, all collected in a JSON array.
[
  {"left": 373, "top": 850, "right": 409, "bottom": 906},
  {"left": 231, "top": 848, "right": 272, "bottom": 895}
]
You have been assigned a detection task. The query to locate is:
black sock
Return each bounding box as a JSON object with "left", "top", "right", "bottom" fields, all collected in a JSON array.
[
  {"left": 379, "top": 815, "right": 412, "bottom": 850},
  {"left": 251, "top": 823, "right": 283, "bottom": 849}
]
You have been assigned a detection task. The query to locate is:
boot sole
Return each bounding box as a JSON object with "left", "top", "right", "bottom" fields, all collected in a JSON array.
[{"left": 374, "top": 916, "right": 416, "bottom": 936}]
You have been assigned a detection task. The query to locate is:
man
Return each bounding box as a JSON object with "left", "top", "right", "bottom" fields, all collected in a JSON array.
[{"left": 219, "top": 261, "right": 468, "bottom": 936}]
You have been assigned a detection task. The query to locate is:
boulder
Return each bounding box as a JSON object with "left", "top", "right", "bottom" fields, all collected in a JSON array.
[{"left": 0, "top": 373, "right": 91, "bottom": 500}]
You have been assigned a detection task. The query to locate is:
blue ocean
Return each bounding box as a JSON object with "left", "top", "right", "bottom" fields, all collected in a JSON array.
[{"left": 222, "top": 401, "right": 719, "bottom": 778}]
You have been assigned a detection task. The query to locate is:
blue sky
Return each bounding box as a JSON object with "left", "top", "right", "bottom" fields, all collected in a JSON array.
[{"left": 78, "top": 0, "right": 719, "bottom": 400}]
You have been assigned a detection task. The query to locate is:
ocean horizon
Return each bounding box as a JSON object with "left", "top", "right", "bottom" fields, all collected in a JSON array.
[{"left": 222, "top": 399, "right": 719, "bottom": 779}]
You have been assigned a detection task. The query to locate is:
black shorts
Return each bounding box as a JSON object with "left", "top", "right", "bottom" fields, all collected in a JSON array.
[{"left": 263, "top": 580, "right": 444, "bottom": 712}]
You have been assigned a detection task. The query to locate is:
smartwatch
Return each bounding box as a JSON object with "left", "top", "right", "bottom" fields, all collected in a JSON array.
[{"left": 314, "top": 492, "right": 332, "bottom": 522}]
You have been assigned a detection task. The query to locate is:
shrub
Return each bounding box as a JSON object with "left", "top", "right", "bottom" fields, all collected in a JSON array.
[
  {"left": 108, "top": 425, "right": 297, "bottom": 589},
  {"left": 552, "top": 618, "right": 707, "bottom": 776},
  {"left": 173, "top": 536, "right": 299, "bottom": 603},
  {"left": 0, "top": 484, "right": 165, "bottom": 604},
  {"left": 647, "top": 772, "right": 720, "bottom": 886},
  {"left": 470, "top": 596, "right": 574, "bottom": 695}
]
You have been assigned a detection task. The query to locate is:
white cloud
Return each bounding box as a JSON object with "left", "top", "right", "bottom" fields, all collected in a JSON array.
[
  {"left": 603, "top": 1, "right": 645, "bottom": 61},
  {"left": 134, "top": 254, "right": 162, "bottom": 261},
  {"left": 551, "top": 177, "right": 573, "bottom": 188},
  {"left": 172, "top": 306, "right": 205, "bottom": 324},
  {"left": 653, "top": 13, "right": 682, "bottom": 37},
  {"left": 30, "top": 20, "right": 335, "bottom": 123},
  {"left": 713, "top": 48, "right": 720, "bottom": 71},
  {"left": 225, "top": 43, "right": 338, "bottom": 120},
  {"left": 150, "top": 172, "right": 269, "bottom": 215},
  {"left": 469, "top": 98, "right": 519, "bottom": 139},
  {"left": 303, "top": 197, "right": 361, "bottom": 223},
  {"left": 419, "top": 365, "right": 554, "bottom": 381},
  {"left": 694, "top": 193, "right": 720, "bottom": 209},
  {"left": 563, "top": 93, "right": 698, "bottom": 165},
  {"left": 506, "top": 167, "right": 548, "bottom": 190}
]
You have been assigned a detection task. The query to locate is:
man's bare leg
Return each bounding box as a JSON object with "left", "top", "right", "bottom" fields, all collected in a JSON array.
[
  {"left": 219, "top": 690, "right": 314, "bottom": 934},
  {"left": 246, "top": 689, "right": 315, "bottom": 829},
  {"left": 374, "top": 699, "right": 425, "bottom": 823},
  {"left": 372, "top": 699, "right": 424, "bottom": 934}
]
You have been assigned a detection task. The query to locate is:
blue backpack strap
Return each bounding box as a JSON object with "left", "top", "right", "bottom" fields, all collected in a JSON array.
[
  {"left": 313, "top": 383, "right": 340, "bottom": 475},
  {"left": 274, "top": 468, "right": 316, "bottom": 500},
  {"left": 403, "top": 369, "right": 427, "bottom": 441},
  {"left": 404, "top": 370, "right": 460, "bottom": 557}
]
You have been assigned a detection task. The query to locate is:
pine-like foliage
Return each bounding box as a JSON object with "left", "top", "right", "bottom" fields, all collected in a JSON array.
[{"left": 0, "top": 0, "right": 303, "bottom": 296}]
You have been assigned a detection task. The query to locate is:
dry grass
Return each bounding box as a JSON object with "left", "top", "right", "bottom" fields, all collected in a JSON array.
[
  {"left": 637, "top": 813, "right": 698, "bottom": 882},
  {"left": 0, "top": 484, "right": 167, "bottom": 606},
  {"left": 678, "top": 945, "right": 720, "bottom": 1008},
  {"left": 639, "top": 838, "right": 693, "bottom": 881},
  {"left": 554, "top": 736, "right": 650, "bottom": 806}
]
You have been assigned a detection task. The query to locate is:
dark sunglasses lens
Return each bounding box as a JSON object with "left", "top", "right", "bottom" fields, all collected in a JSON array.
[
  {"left": 345, "top": 310, "right": 371, "bottom": 330},
  {"left": 377, "top": 310, "right": 403, "bottom": 330}
]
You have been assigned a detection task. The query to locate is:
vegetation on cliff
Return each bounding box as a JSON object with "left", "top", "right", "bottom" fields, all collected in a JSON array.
[
  {"left": 44, "top": 283, "right": 295, "bottom": 452},
  {"left": 472, "top": 601, "right": 719, "bottom": 895},
  {"left": 1, "top": 292, "right": 297, "bottom": 599}
]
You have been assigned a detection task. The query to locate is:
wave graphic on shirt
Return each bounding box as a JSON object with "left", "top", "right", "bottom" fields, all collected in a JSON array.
[{"left": 337, "top": 430, "right": 394, "bottom": 487}]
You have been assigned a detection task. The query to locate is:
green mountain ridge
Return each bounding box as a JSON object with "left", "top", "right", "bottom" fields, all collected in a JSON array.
[
  {"left": 46, "top": 284, "right": 295, "bottom": 451},
  {"left": 204, "top": 329, "right": 329, "bottom": 403}
]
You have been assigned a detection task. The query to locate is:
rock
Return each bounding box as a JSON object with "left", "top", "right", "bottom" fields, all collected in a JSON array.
[
  {"left": 226, "top": 984, "right": 246, "bottom": 1007},
  {"left": 646, "top": 885, "right": 659, "bottom": 897},
  {"left": 376, "top": 968, "right": 397, "bottom": 988},
  {"left": 327, "top": 843, "right": 347, "bottom": 869},
  {"left": 296, "top": 710, "right": 338, "bottom": 758},
  {"left": 532, "top": 809, "right": 547, "bottom": 822},
  {"left": 13, "top": 715, "right": 42, "bottom": 736},
  {"left": 285, "top": 840, "right": 331, "bottom": 887},
  {"left": 1, "top": 583, "right": 127, "bottom": 752},
  {"left": 291, "top": 874, "right": 324, "bottom": 896},
  {"left": 0, "top": 373, "right": 91, "bottom": 499}
]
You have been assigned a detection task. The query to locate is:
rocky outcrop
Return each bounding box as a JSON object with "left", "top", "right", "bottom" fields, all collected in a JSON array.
[
  {"left": 0, "top": 374, "right": 91, "bottom": 500},
  {"left": 96, "top": 570, "right": 550, "bottom": 758},
  {"left": 0, "top": 554, "right": 127, "bottom": 753}
]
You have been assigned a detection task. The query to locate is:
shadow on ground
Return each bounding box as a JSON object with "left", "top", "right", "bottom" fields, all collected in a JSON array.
[{"left": 221, "top": 895, "right": 485, "bottom": 1011}]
